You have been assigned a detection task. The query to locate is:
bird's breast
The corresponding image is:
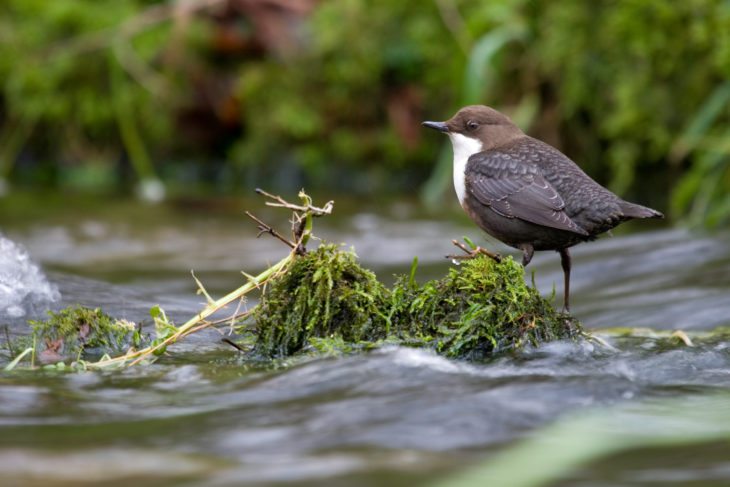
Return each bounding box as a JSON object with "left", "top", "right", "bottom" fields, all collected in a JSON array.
[{"left": 448, "top": 133, "right": 483, "bottom": 206}]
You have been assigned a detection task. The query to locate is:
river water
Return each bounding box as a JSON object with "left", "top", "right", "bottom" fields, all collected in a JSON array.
[{"left": 1, "top": 195, "right": 729, "bottom": 486}]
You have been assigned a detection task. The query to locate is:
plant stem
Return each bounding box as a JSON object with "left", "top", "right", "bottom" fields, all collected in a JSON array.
[{"left": 85, "top": 252, "right": 294, "bottom": 369}]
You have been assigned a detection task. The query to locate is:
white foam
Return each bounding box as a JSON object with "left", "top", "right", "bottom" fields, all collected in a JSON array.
[
  {"left": 388, "top": 347, "right": 476, "bottom": 375},
  {"left": 0, "top": 235, "right": 60, "bottom": 318}
]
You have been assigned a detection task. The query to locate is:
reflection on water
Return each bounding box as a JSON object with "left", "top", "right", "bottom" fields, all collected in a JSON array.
[{"left": 0, "top": 196, "right": 729, "bottom": 486}]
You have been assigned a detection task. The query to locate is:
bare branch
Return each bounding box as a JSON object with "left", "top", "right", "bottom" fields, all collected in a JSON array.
[
  {"left": 221, "top": 337, "right": 246, "bottom": 353},
  {"left": 245, "top": 211, "right": 297, "bottom": 249},
  {"left": 446, "top": 239, "right": 502, "bottom": 262},
  {"left": 255, "top": 188, "right": 333, "bottom": 216}
]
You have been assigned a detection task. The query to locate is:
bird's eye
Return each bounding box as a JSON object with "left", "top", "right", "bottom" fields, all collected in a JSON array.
[{"left": 467, "top": 120, "right": 479, "bottom": 131}]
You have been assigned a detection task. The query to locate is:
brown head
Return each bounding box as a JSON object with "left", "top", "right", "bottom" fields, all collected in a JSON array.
[{"left": 422, "top": 105, "right": 524, "bottom": 151}]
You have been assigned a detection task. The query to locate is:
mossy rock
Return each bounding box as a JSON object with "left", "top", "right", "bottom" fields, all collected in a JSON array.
[
  {"left": 29, "top": 306, "right": 145, "bottom": 363},
  {"left": 393, "top": 256, "right": 578, "bottom": 360},
  {"left": 253, "top": 244, "right": 580, "bottom": 360},
  {"left": 254, "top": 244, "right": 390, "bottom": 357}
]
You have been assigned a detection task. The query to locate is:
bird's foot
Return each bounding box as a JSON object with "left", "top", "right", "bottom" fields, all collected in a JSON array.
[{"left": 446, "top": 239, "right": 502, "bottom": 262}]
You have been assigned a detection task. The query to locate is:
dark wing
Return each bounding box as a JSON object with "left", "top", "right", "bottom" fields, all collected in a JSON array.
[{"left": 466, "top": 151, "right": 588, "bottom": 235}]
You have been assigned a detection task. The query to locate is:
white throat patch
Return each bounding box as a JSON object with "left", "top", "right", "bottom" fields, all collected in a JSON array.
[{"left": 448, "top": 133, "right": 483, "bottom": 205}]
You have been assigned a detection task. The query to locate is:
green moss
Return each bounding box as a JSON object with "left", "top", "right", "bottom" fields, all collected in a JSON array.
[
  {"left": 254, "top": 244, "right": 391, "bottom": 357},
  {"left": 29, "top": 306, "right": 146, "bottom": 363},
  {"left": 252, "top": 245, "right": 580, "bottom": 360},
  {"left": 393, "top": 256, "right": 578, "bottom": 359}
]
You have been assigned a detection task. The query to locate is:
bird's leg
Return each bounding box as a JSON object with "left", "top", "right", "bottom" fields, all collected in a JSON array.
[
  {"left": 519, "top": 244, "right": 534, "bottom": 267},
  {"left": 558, "top": 248, "right": 571, "bottom": 313},
  {"left": 447, "top": 239, "right": 502, "bottom": 262}
]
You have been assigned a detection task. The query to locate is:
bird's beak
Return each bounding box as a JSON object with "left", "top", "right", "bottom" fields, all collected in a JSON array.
[{"left": 422, "top": 121, "right": 449, "bottom": 133}]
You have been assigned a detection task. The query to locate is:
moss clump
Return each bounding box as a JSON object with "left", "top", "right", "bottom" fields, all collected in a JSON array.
[
  {"left": 252, "top": 244, "right": 580, "bottom": 360},
  {"left": 29, "top": 306, "right": 145, "bottom": 363},
  {"left": 392, "top": 256, "right": 578, "bottom": 360},
  {"left": 254, "top": 244, "right": 391, "bottom": 357}
]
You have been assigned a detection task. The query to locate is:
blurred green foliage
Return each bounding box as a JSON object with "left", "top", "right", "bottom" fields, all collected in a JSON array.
[
  {"left": 0, "top": 0, "right": 186, "bottom": 188},
  {"left": 233, "top": 0, "right": 459, "bottom": 192},
  {"left": 1, "top": 0, "right": 729, "bottom": 225},
  {"left": 529, "top": 0, "right": 730, "bottom": 226}
]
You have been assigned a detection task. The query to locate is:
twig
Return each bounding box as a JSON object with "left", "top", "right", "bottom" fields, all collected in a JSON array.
[
  {"left": 86, "top": 253, "right": 291, "bottom": 369},
  {"left": 241, "top": 270, "right": 261, "bottom": 285},
  {"left": 191, "top": 270, "right": 215, "bottom": 304},
  {"left": 255, "top": 188, "right": 333, "bottom": 216},
  {"left": 202, "top": 308, "right": 250, "bottom": 329},
  {"left": 221, "top": 338, "right": 246, "bottom": 353},
  {"left": 245, "top": 211, "right": 296, "bottom": 249},
  {"left": 227, "top": 297, "right": 246, "bottom": 335},
  {"left": 3, "top": 325, "right": 15, "bottom": 357},
  {"left": 253, "top": 188, "right": 333, "bottom": 255},
  {"left": 128, "top": 315, "right": 250, "bottom": 366},
  {"left": 72, "top": 189, "right": 330, "bottom": 370},
  {"left": 447, "top": 239, "right": 502, "bottom": 262}
]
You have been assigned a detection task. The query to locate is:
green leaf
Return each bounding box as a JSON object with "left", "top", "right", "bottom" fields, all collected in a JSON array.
[{"left": 149, "top": 305, "right": 162, "bottom": 319}]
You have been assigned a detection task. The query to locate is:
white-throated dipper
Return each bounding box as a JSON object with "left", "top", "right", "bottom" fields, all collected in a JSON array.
[{"left": 423, "top": 105, "right": 663, "bottom": 311}]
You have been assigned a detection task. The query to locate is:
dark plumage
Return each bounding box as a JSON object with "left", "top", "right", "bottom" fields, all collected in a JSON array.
[{"left": 423, "top": 105, "right": 663, "bottom": 311}]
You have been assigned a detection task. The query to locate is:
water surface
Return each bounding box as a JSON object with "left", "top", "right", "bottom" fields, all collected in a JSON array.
[{"left": 1, "top": 195, "right": 729, "bottom": 486}]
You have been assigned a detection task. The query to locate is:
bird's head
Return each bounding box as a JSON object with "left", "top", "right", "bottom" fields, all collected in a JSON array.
[{"left": 422, "top": 105, "right": 523, "bottom": 152}]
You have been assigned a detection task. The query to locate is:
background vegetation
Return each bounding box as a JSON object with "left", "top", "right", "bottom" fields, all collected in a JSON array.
[{"left": 1, "top": 0, "right": 729, "bottom": 226}]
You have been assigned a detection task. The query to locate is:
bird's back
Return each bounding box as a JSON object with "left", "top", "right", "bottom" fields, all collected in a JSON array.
[{"left": 499, "top": 136, "right": 658, "bottom": 235}]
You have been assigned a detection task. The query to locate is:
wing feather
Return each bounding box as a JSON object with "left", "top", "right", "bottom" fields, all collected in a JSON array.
[{"left": 466, "top": 152, "right": 588, "bottom": 236}]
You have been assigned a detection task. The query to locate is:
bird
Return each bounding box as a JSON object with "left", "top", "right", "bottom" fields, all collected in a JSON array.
[{"left": 423, "top": 105, "right": 663, "bottom": 312}]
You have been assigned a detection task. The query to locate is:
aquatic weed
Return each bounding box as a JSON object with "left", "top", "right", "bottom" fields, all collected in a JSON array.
[
  {"left": 394, "top": 256, "right": 578, "bottom": 359},
  {"left": 253, "top": 245, "right": 579, "bottom": 360},
  {"left": 28, "top": 306, "right": 145, "bottom": 363},
  {"left": 254, "top": 244, "right": 391, "bottom": 357}
]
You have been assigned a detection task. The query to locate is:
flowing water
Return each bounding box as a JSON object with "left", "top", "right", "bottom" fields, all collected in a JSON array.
[{"left": 1, "top": 194, "right": 729, "bottom": 487}]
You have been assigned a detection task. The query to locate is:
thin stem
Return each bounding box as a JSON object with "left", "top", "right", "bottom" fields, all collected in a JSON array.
[
  {"left": 255, "top": 188, "right": 334, "bottom": 216},
  {"left": 447, "top": 239, "right": 502, "bottom": 262},
  {"left": 86, "top": 252, "right": 293, "bottom": 369},
  {"left": 245, "top": 211, "right": 296, "bottom": 249}
]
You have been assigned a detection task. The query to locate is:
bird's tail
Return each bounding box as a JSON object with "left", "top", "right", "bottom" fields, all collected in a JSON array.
[{"left": 620, "top": 201, "right": 664, "bottom": 219}]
